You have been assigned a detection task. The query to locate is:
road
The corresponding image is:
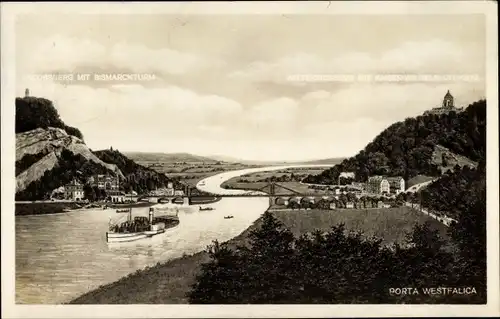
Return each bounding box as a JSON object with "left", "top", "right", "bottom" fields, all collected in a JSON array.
[
  {"left": 404, "top": 202, "right": 457, "bottom": 227},
  {"left": 405, "top": 179, "right": 438, "bottom": 193}
]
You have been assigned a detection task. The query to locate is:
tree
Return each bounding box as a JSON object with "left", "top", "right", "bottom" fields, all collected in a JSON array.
[
  {"left": 83, "top": 184, "right": 96, "bottom": 201},
  {"left": 188, "top": 212, "right": 296, "bottom": 304},
  {"left": 187, "top": 240, "right": 243, "bottom": 303}
]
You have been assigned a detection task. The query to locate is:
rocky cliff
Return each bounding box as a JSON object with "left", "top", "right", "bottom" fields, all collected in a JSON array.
[{"left": 15, "top": 127, "right": 124, "bottom": 195}]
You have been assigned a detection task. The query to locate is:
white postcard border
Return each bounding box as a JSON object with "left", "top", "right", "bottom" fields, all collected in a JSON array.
[{"left": 1, "top": 1, "right": 498, "bottom": 318}]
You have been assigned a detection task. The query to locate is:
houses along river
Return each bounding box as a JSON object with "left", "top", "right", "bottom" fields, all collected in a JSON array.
[{"left": 15, "top": 164, "right": 331, "bottom": 304}]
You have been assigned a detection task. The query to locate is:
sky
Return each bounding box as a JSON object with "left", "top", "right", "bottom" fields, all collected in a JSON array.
[{"left": 15, "top": 14, "right": 486, "bottom": 161}]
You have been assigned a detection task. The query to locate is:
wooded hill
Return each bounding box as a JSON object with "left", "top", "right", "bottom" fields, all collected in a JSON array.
[
  {"left": 16, "top": 97, "right": 84, "bottom": 140},
  {"left": 94, "top": 149, "right": 181, "bottom": 194},
  {"left": 303, "top": 100, "right": 486, "bottom": 184},
  {"left": 15, "top": 96, "right": 175, "bottom": 200}
]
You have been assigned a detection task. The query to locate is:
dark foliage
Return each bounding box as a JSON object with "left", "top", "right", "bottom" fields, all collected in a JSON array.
[
  {"left": 304, "top": 100, "right": 486, "bottom": 184},
  {"left": 189, "top": 168, "right": 486, "bottom": 304},
  {"left": 16, "top": 97, "right": 84, "bottom": 140},
  {"left": 16, "top": 151, "right": 50, "bottom": 176},
  {"left": 93, "top": 149, "right": 178, "bottom": 194},
  {"left": 15, "top": 149, "right": 113, "bottom": 201},
  {"left": 83, "top": 185, "right": 108, "bottom": 202},
  {"left": 420, "top": 161, "right": 485, "bottom": 219}
]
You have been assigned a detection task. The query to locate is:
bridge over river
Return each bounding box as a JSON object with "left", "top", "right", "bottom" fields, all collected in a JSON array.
[{"left": 140, "top": 182, "right": 363, "bottom": 206}]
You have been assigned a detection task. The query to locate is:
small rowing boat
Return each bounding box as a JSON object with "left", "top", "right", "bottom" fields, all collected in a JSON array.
[
  {"left": 199, "top": 206, "right": 214, "bottom": 211},
  {"left": 224, "top": 215, "right": 234, "bottom": 219}
]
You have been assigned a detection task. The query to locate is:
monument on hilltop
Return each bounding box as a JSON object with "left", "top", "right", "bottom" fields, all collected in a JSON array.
[{"left": 424, "top": 90, "right": 464, "bottom": 115}]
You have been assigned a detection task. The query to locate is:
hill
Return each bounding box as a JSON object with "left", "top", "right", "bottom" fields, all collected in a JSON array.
[
  {"left": 304, "top": 100, "right": 486, "bottom": 184},
  {"left": 124, "top": 152, "right": 219, "bottom": 164},
  {"left": 16, "top": 97, "right": 84, "bottom": 140},
  {"left": 15, "top": 127, "right": 124, "bottom": 201},
  {"left": 15, "top": 96, "right": 175, "bottom": 201},
  {"left": 94, "top": 149, "right": 179, "bottom": 193}
]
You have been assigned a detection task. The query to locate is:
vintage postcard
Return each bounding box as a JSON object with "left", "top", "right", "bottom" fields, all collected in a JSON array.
[{"left": 1, "top": 1, "right": 499, "bottom": 318}]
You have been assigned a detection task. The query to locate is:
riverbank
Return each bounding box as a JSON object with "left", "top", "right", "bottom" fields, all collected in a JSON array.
[
  {"left": 189, "top": 196, "right": 221, "bottom": 205},
  {"left": 70, "top": 207, "right": 447, "bottom": 304},
  {"left": 15, "top": 197, "right": 221, "bottom": 216},
  {"left": 15, "top": 202, "right": 85, "bottom": 216}
]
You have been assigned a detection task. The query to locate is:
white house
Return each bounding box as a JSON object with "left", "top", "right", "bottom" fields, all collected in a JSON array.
[
  {"left": 387, "top": 177, "right": 405, "bottom": 194},
  {"left": 367, "top": 176, "right": 390, "bottom": 194},
  {"left": 65, "top": 179, "right": 85, "bottom": 201}
]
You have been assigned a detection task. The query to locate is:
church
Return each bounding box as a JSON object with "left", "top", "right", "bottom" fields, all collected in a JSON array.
[{"left": 424, "top": 90, "right": 464, "bottom": 115}]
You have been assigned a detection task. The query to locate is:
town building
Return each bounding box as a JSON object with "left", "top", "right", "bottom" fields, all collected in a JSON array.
[
  {"left": 107, "top": 190, "right": 126, "bottom": 203},
  {"left": 87, "top": 174, "right": 120, "bottom": 190},
  {"left": 174, "top": 190, "right": 185, "bottom": 196},
  {"left": 366, "top": 176, "right": 390, "bottom": 194},
  {"left": 329, "top": 202, "right": 337, "bottom": 210},
  {"left": 152, "top": 188, "right": 174, "bottom": 196},
  {"left": 363, "top": 200, "right": 374, "bottom": 209},
  {"left": 424, "top": 90, "right": 464, "bottom": 116},
  {"left": 345, "top": 202, "right": 354, "bottom": 209},
  {"left": 386, "top": 176, "right": 405, "bottom": 194},
  {"left": 65, "top": 179, "right": 85, "bottom": 201}
]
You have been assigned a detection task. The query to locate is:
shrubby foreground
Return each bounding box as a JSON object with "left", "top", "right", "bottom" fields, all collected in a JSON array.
[{"left": 188, "top": 184, "right": 486, "bottom": 304}]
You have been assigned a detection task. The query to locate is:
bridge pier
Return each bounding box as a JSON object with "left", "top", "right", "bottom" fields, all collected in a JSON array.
[
  {"left": 183, "top": 197, "right": 189, "bottom": 206},
  {"left": 269, "top": 196, "right": 275, "bottom": 208}
]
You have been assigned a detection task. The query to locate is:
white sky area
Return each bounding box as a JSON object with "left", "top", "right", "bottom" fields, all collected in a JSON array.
[{"left": 15, "top": 15, "right": 486, "bottom": 161}]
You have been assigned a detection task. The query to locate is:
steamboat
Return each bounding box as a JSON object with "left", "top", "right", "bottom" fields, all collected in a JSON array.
[{"left": 106, "top": 206, "right": 180, "bottom": 243}]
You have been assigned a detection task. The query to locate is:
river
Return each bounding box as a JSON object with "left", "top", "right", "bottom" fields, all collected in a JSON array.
[{"left": 15, "top": 164, "right": 331, "bottom": 304}]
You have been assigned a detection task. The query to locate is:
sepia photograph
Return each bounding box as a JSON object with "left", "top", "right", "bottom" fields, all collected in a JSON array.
[{"left": 1, "top": 1, "right": 498, "bottom": 318}]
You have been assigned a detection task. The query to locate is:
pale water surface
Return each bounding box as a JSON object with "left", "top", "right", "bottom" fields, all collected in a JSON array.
[{"left": 15, "top": 165, "right": 331, "bottom": 304}]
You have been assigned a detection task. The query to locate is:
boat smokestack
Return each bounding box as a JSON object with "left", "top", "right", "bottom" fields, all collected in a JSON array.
[{"left": 149, "top": 207, "right": 154, "bottom": 224}]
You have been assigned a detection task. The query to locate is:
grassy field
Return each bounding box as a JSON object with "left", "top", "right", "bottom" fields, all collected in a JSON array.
[
  {"left": 221, "top": 179, "right": 328, "bottom": 195},
  {"left": 70, "top": 207, "right": 446, "bottom": 304},
  {"left": 236, "top": 167, "right": 326, "bottom": 181},
  {"left": 136, "top": 161, "right": 258, "bottom": 186},
  {"left": 272, "top": 207, "right": 448, "bottom": 245}
]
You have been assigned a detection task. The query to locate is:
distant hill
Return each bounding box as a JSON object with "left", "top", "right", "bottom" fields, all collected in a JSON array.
[
  {"left": 304, "top": 99, "right": 486, "bottom": 184},
  {"left": 207, "top": 155, "right": 344, "bottom": 166},
  {"left": 298, "top": 158, "right": 345, "bottom": 165},
  {"left": 124, "top": 152, "right": 219, "bottom": 164}
]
